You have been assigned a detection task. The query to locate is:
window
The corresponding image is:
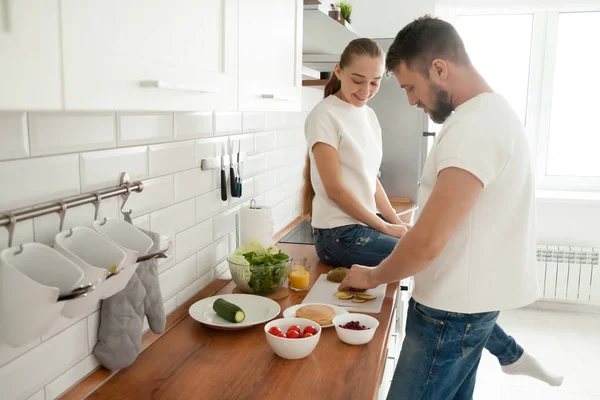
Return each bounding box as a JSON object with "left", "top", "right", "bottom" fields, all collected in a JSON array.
[
  {"left": 545, "top": 11, "right": 600, "bottom": 178},
  {"left": 436, "top": 7, "right": 600, "bottom": 191}
]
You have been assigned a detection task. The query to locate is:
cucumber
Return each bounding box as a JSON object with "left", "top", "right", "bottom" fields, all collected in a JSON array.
[{"left": 213, "top": 298, "right": 245, "bottom": 323}]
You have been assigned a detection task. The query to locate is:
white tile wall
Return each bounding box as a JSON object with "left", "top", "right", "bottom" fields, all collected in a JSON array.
[
  {"left": 26, "top": 390, "right": 45, "bottom": 400},
  {"left": 0, "top": 112, "right": 29, "bottom": 161},
  {"left": 29, "top": 112, "right": 116, "bottom": 156},
  {"left": 174, "top": 111, "right": 213, "bottom": 139},
  {"left": 117, "top": 113, "right": 173, "bottom": 146},
  {"left": 0, "top": 109, "right": 308, "bottom": 399}
]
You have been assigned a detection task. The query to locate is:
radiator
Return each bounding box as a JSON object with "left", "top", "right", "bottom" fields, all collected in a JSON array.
[{"left": 537, "top": 246, "right": 600, "bottom": 304}]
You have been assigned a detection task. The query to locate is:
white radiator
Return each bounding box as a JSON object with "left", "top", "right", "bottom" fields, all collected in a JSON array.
[{"left": 537, "top": 245, "right": 600, "bottom": 305}]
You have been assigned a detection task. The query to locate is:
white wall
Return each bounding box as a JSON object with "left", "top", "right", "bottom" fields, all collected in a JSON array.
[
  {"left": 537, "top": 200, "right": 600, "bottom": 247},
  {"left": 0, "top": 107, "right": 312, "bottom": 399}
]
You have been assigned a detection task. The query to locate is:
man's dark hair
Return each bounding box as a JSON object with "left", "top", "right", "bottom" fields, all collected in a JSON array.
[{"left": 385, "top": 15, "right": 471, "bottom": 76}]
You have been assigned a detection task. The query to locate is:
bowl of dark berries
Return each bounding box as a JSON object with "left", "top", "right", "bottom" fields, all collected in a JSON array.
[{"left": 333, "top": 313, "right": 379, "bottom": 345}]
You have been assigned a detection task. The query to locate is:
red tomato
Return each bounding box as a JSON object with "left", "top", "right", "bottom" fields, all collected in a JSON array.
[
  {"left": 302, "top": 332, "right": 314, "bottom": 338},
  {"left": 287, "top": 330, "right": 301, "bottom": 339},
  {"left": 277, "top": 333, "right": 287, "bottom": 338},
  {"left": 287, "top": 325, "right": 301, "bottom": 334},
  {"left": 269, "top": 327, "right": 283, "bottom": 336},
  {"left": 303, "top": 326, "right": 317, "bottom": 336}
]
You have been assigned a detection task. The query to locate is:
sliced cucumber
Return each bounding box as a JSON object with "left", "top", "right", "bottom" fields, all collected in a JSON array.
[{"left": 213, "top": 298, "right": 245, "bottom": 323}]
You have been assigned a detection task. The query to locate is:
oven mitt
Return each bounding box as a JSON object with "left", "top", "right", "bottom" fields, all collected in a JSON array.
[{"left": 135, "top": 227, "right": 166, "bottom": 334}]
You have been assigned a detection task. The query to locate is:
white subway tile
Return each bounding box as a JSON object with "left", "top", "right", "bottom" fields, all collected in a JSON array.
[
  {"left": 45, "top": 354, "right": 99, "bottom": 400},
  {"left": 117, "top": 112, "right": 173, "bottom": 146},
  {"left": 0, "top": 112, "right": 29, "bottom": 160},
  {"left": 87, "top": 312, "right": 100, "bottom": 352},
  {"left": 157, "top": 234, "right": 176, "bottom": 274},
  {"left": 254, "top": 132, "right": 275, "bottom": 154},
  {"left": 228, "top": 133, "right": 254, "bottom": 155},
  {"left": 26, "top": 389, "right": 45, "bottom": 400},
  {"left": 274, "top": 166, "right": 303, "bottom": 187},
  {"left": 194, "top": 137, "right": 223, "bottom": 167},
  {"left": 264, "top": 149, "right": 287, "bottom": 170},
  {"left": 0, "top": 154, "right": 80, "bottom": 211},
  {"left": 0, "top": 319, "right": 88, "bottom": 400},
  {"left": 33, "top": 197, "right": 119, "bottom": 246},
  {"left": 265, "top": 179, "right": 303, "bottom": 208},
  {"left": 41, "top": 313, "right": 88, "bottom": 342},
  {"left": 213, "top": 206, "right": 239, "bottom": 241},
  {"left": 195, "top": 189, "right": 229, "bottom": 223},
  {"left": 243, "top": 154, "right": 266, "bottom": 177},
  {"left": 149, "top": 140, "right": 195, "bottom": 178},
  {"left": 214, "top": 112, "right": 242, "bottom": 135},
  {"left": 274, "top": 128, "right": 304, "bottom": 149},
  {"left": 176, "top": 269, "right": 215, "bottom": 306},
  {"left": 0, "top": 337, "right": 40, "bottom": 368},
  {"left": 126, "top": 175, "right": 174, "bottom": 218},
  {"left": 80, "top": 146, "right": 148, "bottom": 192},
  {"left": 254, "top": 172, "right": 275, "bottom": 195},
  {"left": 0, "top": 219, "right": 34, "bottom": 252},
  {"left": 266, "top": 112, "right": 287, "bottom": 130},
  {"left": 29, "top": 112, "right": 116, "bottom": 156},
  {"left": 150, "top": 199, "right": 195, "bottom": 237},
  {"left": 197, "top": 235, "right": 229, "bottom": 277},
  {"left": 174, "top": 168, "right": 216, "bottom": 203},
  {"left": 132, "top": 214, "right": 150, "bottom": 231},
  {"left": 174, "top": 111, "right": 213, "bottom": 139},
  {"left": 163, "top": 296, "right": 177, "bottom": 315},
  {"left": 242, "top": 112, "right": 266, "bottom": 133},
  {"left": 286, "top": 112, "right": 307, "bottom": 128},
  {"left": 175, "top": 219, "right": 213, "bottom": 262},
  {"left": 215, "top": 260, "right": 230, "bottom": 279},
  {"left": 229, "top": 231, "right": 237, "bottom": 253},
  {"left": 159, "top": 254, "right": 197, "bottom": 300}
]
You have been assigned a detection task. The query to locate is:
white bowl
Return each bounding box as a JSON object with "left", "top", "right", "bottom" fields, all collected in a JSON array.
[
  {"left": 264, "top": 317, "right": 322, "bottom": 359},
  {"left": 333, "top": 313, "right": 379, "bottom": 346}
]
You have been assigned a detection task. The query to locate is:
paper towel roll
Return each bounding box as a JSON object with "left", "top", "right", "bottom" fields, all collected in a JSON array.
[{"left": 239, "top": 204, "right": 274, "bottom": 248}]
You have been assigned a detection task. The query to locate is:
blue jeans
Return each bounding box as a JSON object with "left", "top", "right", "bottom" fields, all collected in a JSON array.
[
  {"left": 387, "top": 298, "right": 500, "bottom": 400},
  {"left": 313, "top": 225, "right": 524, "bottom": 364}
]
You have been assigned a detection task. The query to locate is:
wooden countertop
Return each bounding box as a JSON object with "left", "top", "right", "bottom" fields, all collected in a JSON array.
[{"left": 82, "top": 244, "right": 398, "bottom": 400}]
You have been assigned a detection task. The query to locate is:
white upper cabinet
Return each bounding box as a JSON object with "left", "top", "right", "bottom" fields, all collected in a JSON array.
[
  {"left": 0, "top": 0, "right": 62, "bottom": 110},
  {"left": 238, "top": 0, "right": 302, "bottom": 111},
  {"left": 60, "top": 0, "right": 239, "bottom": 111}
]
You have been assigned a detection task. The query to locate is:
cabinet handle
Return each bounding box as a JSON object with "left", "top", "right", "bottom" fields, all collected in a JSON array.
[
  {"left": 260, "top": 94, "right": 297, "bottom": 101},
  {"left": 139, "top": 80, "right": 219, "bottom": 93}
]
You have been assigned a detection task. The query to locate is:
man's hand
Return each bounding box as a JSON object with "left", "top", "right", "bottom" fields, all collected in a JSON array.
[{"left": 338, "top": 264, "right": 380, "bottom": 292}]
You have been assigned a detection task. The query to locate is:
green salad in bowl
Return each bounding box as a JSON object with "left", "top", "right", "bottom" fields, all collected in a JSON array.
[{"left": 228, "top": 241, "right": 292, "bottom": 295}]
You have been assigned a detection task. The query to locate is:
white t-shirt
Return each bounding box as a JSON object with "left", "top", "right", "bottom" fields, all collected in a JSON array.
[
  {"left": 413, "top": 92, "right": 539, "bottom": 313},
  {"left": 305, "top": 95, "right": 382, "bottom": 229}
]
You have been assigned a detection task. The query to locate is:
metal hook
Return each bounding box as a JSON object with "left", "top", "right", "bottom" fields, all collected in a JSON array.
[
  {"left": 120, "top": 184, "right": 133, "bottom": 216},
  {"left": 4, "top": 212, "right": 16, "bottom": 248},
  {"left": 65, "top": 228, "right": 75, "bottom": 238},
  {"left": 92, "top": 192, "right": 102, "bottom": 221},
  {"left": 100, "top": 217, "right": 109, "bottom": 226},
  {"left": 57, "top": 200, "right": 68, "bottom": 232},
  {"left": 15, "top": 244, "right": 24, "bottom": 255}
]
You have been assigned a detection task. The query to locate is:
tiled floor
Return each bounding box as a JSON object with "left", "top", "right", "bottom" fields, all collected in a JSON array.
[{"left": 474, "top": 307, "right": 600, "bottom": 400}]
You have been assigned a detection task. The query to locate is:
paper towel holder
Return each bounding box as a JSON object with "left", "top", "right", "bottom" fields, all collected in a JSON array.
[{"left": 249, "top": 199, "right": 261, "bottom": 209}]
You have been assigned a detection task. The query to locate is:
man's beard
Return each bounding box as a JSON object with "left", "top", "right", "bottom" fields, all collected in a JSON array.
[{"left": 428, "top": 83, "right": 454, "bottom": 124}]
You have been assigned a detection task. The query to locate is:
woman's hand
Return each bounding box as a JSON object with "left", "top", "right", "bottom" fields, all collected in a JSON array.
[
  {"left": 338, "top": 264, "right": 380, "bottom": 292},
  {"left": 382, "top": 223, "right": 410, "bottom": 239}
]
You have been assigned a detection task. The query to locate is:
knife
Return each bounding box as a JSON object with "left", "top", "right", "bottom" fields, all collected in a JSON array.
[
  {"left": 236, "top": 140, "right": 242, "bottom": 198},
  {"left": 220, "top": 142, "right": 227, "bottom": 201},
  {"left": 229, "top": 139, "right": 237, "bottom": 198}
]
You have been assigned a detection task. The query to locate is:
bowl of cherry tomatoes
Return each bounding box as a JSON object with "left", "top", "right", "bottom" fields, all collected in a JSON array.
[{"left": 264, "top": 317, "right": 322, "bottom": 359}]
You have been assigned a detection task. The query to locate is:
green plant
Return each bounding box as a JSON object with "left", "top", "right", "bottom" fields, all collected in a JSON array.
[{"left": 336, "top": 1, "right": 352, "bottom": 22}]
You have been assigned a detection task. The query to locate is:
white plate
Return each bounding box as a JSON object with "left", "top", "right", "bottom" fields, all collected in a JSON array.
[
  {"left": 189, "top": 294, "right": 281, "bottom": 331},
  {"left": 282, "top": 303, "right": 349, "bottom": 328}
]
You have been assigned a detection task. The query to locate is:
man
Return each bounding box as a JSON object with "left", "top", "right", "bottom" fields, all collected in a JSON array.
[{"left": 339, "top": 16, "right": 539, "bottom": 399}]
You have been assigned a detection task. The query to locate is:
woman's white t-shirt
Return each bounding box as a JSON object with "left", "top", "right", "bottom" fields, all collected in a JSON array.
[
  {"left": 414, "top": 92, "right": 539, "bottom": 313},
  {"left": 305, "top": 95, "right": 382, "bottom": 229}
]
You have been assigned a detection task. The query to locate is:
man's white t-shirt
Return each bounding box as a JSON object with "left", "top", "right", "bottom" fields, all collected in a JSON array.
[
  {"left": 413, "top": 92, "right": 539, "bottom": 313},
  {"left": 305, "top": 95, "right": 382, "bottom": 229}
]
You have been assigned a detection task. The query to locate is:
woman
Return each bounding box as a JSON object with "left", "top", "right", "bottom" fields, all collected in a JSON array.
[{"left": 301, "top": 38, "right": 562, "bottom": 388}]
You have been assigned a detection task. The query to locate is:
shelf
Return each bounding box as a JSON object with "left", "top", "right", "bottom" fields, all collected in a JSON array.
[
  {"left": 303, "top": 8, "right": 359, "bottom": 55},
  {"left": 302, "top": 79, "right": 328, "bottom": 88}
]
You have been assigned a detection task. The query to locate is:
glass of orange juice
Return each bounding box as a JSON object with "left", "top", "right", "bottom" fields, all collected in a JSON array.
[{"left": 288, "top": 258, "right": 311, "bottom": 291}]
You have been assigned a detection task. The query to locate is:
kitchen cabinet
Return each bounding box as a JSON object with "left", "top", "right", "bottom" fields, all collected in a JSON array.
[
  {"left": 60, "top": 0, "right": 239, "bottom": 111},
  {"left": 0, "top": 0, "right": 62, "bottom": 110},
  {"left": 238, "top": 0, "right": 302, "bottom": 111}
]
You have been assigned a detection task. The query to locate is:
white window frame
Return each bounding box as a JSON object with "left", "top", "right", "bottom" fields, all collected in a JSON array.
[{"left": 436, "top": 3, "right": 600, "bottom": 193}]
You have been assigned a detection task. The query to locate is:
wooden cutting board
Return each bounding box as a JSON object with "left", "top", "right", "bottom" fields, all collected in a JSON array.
[{"left": 301, "top": 274, "right": 387, "bottom": 313}]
